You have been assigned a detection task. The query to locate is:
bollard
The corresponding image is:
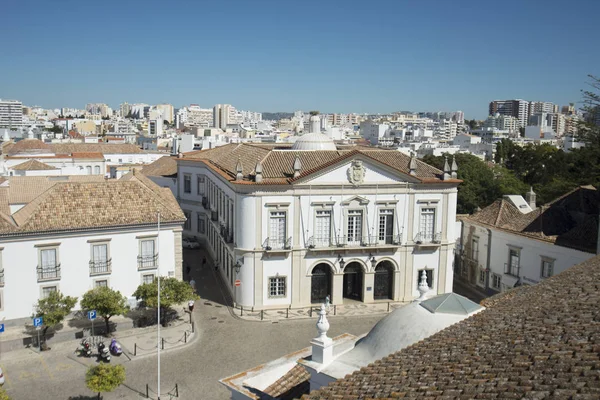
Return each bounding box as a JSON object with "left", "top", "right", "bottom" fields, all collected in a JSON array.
[
  {"left": 241, "top": 306, "right": 243, "bottom": 317},
  {"left": 176, "top": 383, "right": 179, "bottom": 397},
  {"left": 191, "top": 321, "right": 195, "bottom": 333},
  {"left": 260, "top": 310, "right": 264, "bottom": 321},
  {"left": 161, "top": 337, "right": 165, "bottom": 350},
  {"left": 146, "top": 384, "right": 149, "bottom": 398},
  {"left": 286, "top": 308, "right": 289, "bottom": 318},
  {"left": 184, "top": 331, "right": 187, "bottom": 343},
  {"left": 387, "top": 302, "right": 390, "bottom": 312},
  {"left": 334, "top": 305, "right": 337, "bottom": 315},
  {"left": 134, "top": 343, "right": 137, "bottom": 356},
  {"left": 309, "top": 307, "right": 312, "bottom": 318}
]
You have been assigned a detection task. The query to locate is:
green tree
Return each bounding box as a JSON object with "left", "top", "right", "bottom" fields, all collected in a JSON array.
[
  {"left": 577, "top": 74, "right": 600, "bottom": 147},
  {"left": 0, "top": 386, "right": 12, "bottom": 400},
  {"left": 80, "top": 287, "right": 129, "bottom": 335},
  {"left": 33, "top": 291, "right": 77, "bottom": 348},
  {"left": 86, "top": 364, "right": 126, "bottom": 399},
  {"left": 48, "top": 125, "right": 62, "bottom": 134},
  {"left": 133, "top": 277, "right": 198, "bottom": 310}
]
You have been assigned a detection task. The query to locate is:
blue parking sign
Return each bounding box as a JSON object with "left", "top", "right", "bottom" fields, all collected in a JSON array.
[
  {"left": 33, "top": 317, "right": 43, "bottom": 327},
  {"left": 87, "top": 310, "right": 97, "bottom": 320},
  {"left": 0, "top": 323, "right": 4, "bottom": 333}
]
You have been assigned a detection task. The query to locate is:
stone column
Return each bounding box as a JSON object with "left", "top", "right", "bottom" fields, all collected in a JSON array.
[
  {"left": 332, "top": 273, "right": 344, "bottom": 305},
  {"left": 363, "top": 272, "right": 375, "bottom": 303}
]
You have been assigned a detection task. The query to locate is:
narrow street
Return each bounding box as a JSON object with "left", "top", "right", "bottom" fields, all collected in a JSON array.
[{"left": 1, "top": 249, "right": 383, "bottom": 399}]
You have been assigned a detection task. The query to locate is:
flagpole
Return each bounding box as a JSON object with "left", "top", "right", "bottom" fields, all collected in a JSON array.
[{"left": 157, "top": 211, "right": 161, "bottom": 399}]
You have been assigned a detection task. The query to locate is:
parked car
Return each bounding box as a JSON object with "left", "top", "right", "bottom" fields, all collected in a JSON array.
[{"left": 182, "top": 238, "right": 200, "bottom": 249}]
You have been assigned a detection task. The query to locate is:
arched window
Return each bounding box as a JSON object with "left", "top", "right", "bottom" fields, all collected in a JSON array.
[
  {"left": 94, "top": 165, "right": 101, "bottom": 175},
  {"left": 86, "top": 166, "right": 92, "bottom": 175}
]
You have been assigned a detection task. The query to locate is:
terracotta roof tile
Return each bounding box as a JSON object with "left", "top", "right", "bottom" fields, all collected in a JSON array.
[
  {"left": 263, "top": 364, "right": 310, "bottom": 399},
  {"left": 49, "top": 143, "right": 143, "bottom": 154},
  {"left": 141, "top": 156, "right": 178, "bottom": 177},
  {"left": 11, "top": 159, "right": 57, "bottom": 171},
  {"left": 6, "top": 139, "right": 52, "bottom": 156},
  {"left": 304, "top": 254, "right": 600, "bottom": 399},
  {"left": 2, "top": 176, "right": 105, "bottom": 204},
  {"left": 71, "top": 152, "right": 105, "bottom": 159}
]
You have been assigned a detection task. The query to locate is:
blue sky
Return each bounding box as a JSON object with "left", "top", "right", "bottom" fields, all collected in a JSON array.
[{"left": 1, "top": 0, "right": 598, "bottom": 118}]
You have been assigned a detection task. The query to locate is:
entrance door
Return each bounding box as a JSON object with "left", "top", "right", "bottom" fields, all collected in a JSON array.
[
  {"left": 343, "top": 263, "right": 363, "bottom": 301},
  {"left": 374, "top": 262, "right": 393, "bottom": 300},
  {"left": 311, "top": 264, "right": 331, "bottom": 304}
]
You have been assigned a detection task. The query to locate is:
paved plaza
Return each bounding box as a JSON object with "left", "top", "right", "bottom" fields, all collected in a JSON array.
[{"left": 1, "top": 249, "right": 384, "bottom": 399}]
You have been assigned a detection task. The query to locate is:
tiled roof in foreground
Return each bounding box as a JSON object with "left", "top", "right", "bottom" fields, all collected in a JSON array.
[
  {"left": 180, "top": 143, "right": 457, "bottom": 184},
  {"left": 303, "top": 254, "right": 600, "bottom": 399}
]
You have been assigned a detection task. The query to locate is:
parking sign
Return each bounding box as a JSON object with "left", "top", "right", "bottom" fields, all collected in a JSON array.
[
  {"left": 33, "top": 317, "right": 43, "bottom": 327},
  {"left": 87, "top": 310, "right": 97, "bottom": 320},
  {"left": 0, "top": 323, "right": 4, "bottom": 333}
]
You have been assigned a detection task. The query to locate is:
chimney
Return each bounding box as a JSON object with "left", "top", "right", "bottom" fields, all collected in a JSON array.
[
  {"left": 451, "top": 156, "right": 458, "bottom": 179},
  {"left": 442, "top": 156, "right": 451, "bottom": 180},
  {"left": 254, "top": 160, "right": 263, "bottom": 183},
  {"left": 525, "top": 186, "right": 536, "bottom": 210},
  {"left": 235, "top": 158, "right": 243, "bottom": 181},
  {"left": 409, "top": 153, "right": 417, "bottom": 176},
  {"left": 293, "top": 155, "right": 302, "bottom": 178},
  {"left": 310, "top": 304, "right": 333, "bottom": 365}
]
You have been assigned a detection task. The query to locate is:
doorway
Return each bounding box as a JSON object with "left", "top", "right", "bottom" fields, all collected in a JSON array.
[
  {"left": 311, "top": 264, "right": 332, "bottom": 304},
  {"left": 343, "top": 263, "right": 363, "bottom": 301},
  {"left": 374, "top": 261, "right": 394, "bottom": 300}
]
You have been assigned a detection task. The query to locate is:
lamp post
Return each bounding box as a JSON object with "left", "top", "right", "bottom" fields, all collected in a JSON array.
[{"left": 156, "top": 212, "right": 161, "bottom": 400}]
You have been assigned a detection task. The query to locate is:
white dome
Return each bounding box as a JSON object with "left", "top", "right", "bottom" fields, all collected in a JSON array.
[{"left": 291, "top": 132, "right": 337, "bottom": 151}]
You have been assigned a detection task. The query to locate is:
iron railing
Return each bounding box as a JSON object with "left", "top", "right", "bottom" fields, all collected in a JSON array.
[
  {"left": 89, "top": 259, "right": 112, "bottom": 275},
  {"left": 201, "top": 196, "right": 208, "bottom": 209},
  {"left": 0, "top": 268, "right": 4, "bottom": 286},
  {"left": 504, "top": 262, "right": 520, "bottom": 277},
  {"left": 262, "top": 237, "right": 292, "bottom": 251},
  {"left": 307, "top": 236, "right": 333, "bottom": 249},
  {"left": 414, "top": 232, "right": 441, "bottom": 244},
  {"left": 138, "top": 254, "right": 158, "bottom": 270},
  {"left": 308, "top": 234, "right": 402, "bottom": 249},
  {"left": 37, "top": 264, "right": 61, "bottom": 281}
]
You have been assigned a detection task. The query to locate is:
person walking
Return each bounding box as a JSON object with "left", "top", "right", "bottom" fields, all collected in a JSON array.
[{"left": 190, "top": 278, "right": 196, "bottom": 292}]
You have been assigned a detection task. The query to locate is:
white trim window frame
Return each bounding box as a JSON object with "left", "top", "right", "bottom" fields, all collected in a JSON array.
[
  {"left": 269, "top": 211, "right": 287, "bottom": 249},
  {"left": 346, "top": 209, "right": 363, "bottom": 246},
  {"left": 141, "top": 273, "right": 156, "bottom": 285},
  {"left": 38, "top": 245, "right": 60, "bottom": 281},
  {"left": 197, "top": 175, "right": 205, "bottom": 195},
  {"left": 540, "top": 257, "right": 554, "bottom": 279},
  {"left": 183, "top": 174, "right": 191, "bottom": 194},
  {"left": 183, "top": 210, "right": 192, "bottom": 231},
  {"left": 492, "top": 273, "right": 502, "bottom": 290},
  {"left": 419, "top": 207, "right": 436, "bottom": 242},
  {"left": 378, "top": 208, "right": 394, "bottom": 244},
  {"left": 314, "top": 209, "right": 332, "bottom": 247},
  {"left": 268, "top": 276, "right": 287, "bottom": 298},
  {"left": 138, "top": 238, "right": 157, "bottom": 270},
  {"left": 90, "top": 242, "right": 110, "bottom": 275}
]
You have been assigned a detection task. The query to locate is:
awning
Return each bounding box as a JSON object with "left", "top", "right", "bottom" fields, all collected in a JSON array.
[{"left": 502, "top": 274, "right": 519, "bottom": 288}]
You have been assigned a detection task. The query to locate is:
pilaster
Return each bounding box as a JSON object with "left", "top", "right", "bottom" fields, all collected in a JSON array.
[
  {"left": 332, "top": 273, "right": 343, "bottom": 305},
  {"left": 173, "top": 227, "right": 183, "bottom": 280},
  {"left": 363, "top": 272, "right": 375, "bottom": 303}
]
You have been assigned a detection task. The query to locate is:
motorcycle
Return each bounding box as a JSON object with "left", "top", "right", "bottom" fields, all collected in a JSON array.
[
  {"left": 109, "top": 338, "right": 122, "bottom": 356},
  {"left": 97, "top": 342, "right": 111, "bottom": 362},
  {"left": 78, "top": 339, "right": 92, "bottom": 357}
]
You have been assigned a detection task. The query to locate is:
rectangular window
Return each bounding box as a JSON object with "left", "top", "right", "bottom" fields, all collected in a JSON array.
[
  {"left": 184, "top": 211, "right": 191, "bottom": 230},
  {"left": 347, "top": 210, "right": 363, "bottom": 245},
  {"left": 507, "top": 249, "right": 520, "bottom": 276},
  {"left": 471, "top": 238, "right": 479, "bottom": 261},
  {"left": 269, "top": 211, "right": 287, "bottom": 249},
  {"left": 417, "top": 269, "right": 433, "bottom": 289},
  {"left": 419, "top": 208, "right": 436, "bottom": 241},
  {"left": 95, "top": 279, "right": 108, "bottom": 288},
  {"left": 197, "top": 175, "right": 205, "bottom": 195},
  {"left": 41, "top": 285, "right": 57, "bottom": 299},
  {"left": 541, "top": 259, "right": 554, "bottom": 278},
  {"left": 197, "top": 214, "right": 205, "bottom": 234},
  {"left": 183, "top": 174, "right": 191, "bottom": 193},
  {"left": 142, "top": 274, "right": 155, "bottom": 284},
  {"left": 90, "top": 243, "right": 110, "bottom": 274},
  {"left": 39, "top": 248, "right": 60, "bottom": 281},
  {"left": 268, "top": 276, "right": 286, "bottom": 297},
  {"left": 492, "top": 273, "right": 502, "bottom": 290},
  {"left": 315, "top": 210, "right": 331, "bottom": 246},
  {"left": 378, "top": 209, "right": 394, "bottom": 244},
  {"left": 139, "top": 239, "right": 156, "bottom": 269},
  {"left": 478, "top": 269, "right": 486, "bottom": 284}
]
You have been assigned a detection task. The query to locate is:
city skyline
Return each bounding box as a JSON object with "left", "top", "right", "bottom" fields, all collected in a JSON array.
[{"left": 1, "top": 0, "right": 599, "bottom": 118}]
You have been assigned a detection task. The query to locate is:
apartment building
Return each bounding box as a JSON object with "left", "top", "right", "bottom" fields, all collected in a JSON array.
[
  {"left": 0, "top": 99, "right": 24, "bottom": 129},
  {"left": 489, "top": 100, "right": 530, "bottom": 127}
]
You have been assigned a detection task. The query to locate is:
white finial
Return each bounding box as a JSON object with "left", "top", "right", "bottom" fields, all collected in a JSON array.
[
  {"left": 409, "top": 153, "right": 417, "bottom": 176},
  {"left": 417, "top": 270, "right": 429, "bottom": 301},
  {"left": 28, "top": 126, "right": 34, "bottom": 139},
  {"left": 235, "top": 158, "right": 243, "bottom": 181},
  {"left": 315, "top": 304, "right": 330, "bottom": 340},
  {"left": 293, "top": 154, "right": 302, "bottom": 178}
]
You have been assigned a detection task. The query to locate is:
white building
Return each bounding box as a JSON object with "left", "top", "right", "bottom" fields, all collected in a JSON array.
[
  {"left": 148, "top": 119, "right": 163, "bottom": 137},
  {"left": 177, "top": 116, "right": 460, "bottom": 310},
  {"left": 0, "top": 99, "right": 23, "bottom": 129},
  {"left": 0, "top": 172, "right": 185, "bottom": 321},
  {"left": 359, "top": 120, "right": 390, "bottom": 145},
  {"left": 155, "top": 104, "right": 174, "bottom": 123},
  {"left": 483, "top": 114, "right": 520, "bottom": 133},
  {"left": 458, "top": 186, "right": 598, "bottom": 293},
  {"left": 213, "top": 104, "right": 237, "bottom": 129},
  {"left": 176, "top": 105, "right": 213, "bottom": 129}
]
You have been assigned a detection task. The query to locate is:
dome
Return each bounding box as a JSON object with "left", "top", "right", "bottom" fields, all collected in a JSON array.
[{"left": 291, "top": 132, "right": 337, "bottom": 151}]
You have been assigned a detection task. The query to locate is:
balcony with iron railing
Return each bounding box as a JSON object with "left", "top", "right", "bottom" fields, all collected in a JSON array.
[
  {"left": 262, "top": 237, "right": 292, "bottom": 251},
  {"left": 0, "top": 269, "right": 4, "bottom": 286},
  {"left": 37, "top": 264, "right": 61, "bottom": 282},
  {"left": 413, "top": 232, "right": 442, "bottom": 245},
  {"left": 201, "top": 196, "right": 209, "bottom": 209},
  {"left": 89, "top": 259, "right": 112, "bottom": 275},
  {"left": 504, "top": 262, "right": 520, "bottom": 277},
  {"left": 308, "top": 233, "right": 402, "bottom": 250},
  {"left": 138, "top": 254, "right": 158, "bottom": 270}
]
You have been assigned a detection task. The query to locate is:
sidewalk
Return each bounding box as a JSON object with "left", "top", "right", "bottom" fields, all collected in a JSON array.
[
  {"left": 0, "top": 303, "right": 196, "bottom": 361},
  {"left": 231, "top": 301, "right": 408, "bottom": 322}
]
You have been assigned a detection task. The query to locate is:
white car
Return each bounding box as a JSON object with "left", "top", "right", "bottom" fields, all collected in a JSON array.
[
  {"left": 0, "top": 366, "right": 4, "bottom": 385},
  {"left": 182, "top": 238, "right": 200, "bottom": 249}
]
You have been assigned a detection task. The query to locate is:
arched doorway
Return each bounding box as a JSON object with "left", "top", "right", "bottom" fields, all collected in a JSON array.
[
  {"left": 311, "top": 264, "right": 332, "bottom": 304},
  {"left": 343, "top": 263, "right": 363, "bottom": 301},
  {"left": 374, "top": 261, "right": 394, "bottom": 300}
]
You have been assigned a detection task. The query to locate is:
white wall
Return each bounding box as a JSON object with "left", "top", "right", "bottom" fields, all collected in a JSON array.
[{"left": 0, "top": 226, "right": 178, "bottom": 320}]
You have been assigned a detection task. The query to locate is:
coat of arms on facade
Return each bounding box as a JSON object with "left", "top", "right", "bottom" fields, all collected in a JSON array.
[{"left": 347, "top": 160, "right": 366, "bottom": 186}]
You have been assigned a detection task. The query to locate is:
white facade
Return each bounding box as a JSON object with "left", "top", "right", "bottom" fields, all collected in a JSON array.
[
  {"left": 0, "top": 99, "right": 23, "bottom": 128},
  {"left": 359, "top": 120, "right": 390, "bottom": 145},
  {"left": 177, "top": 145, "right": 459, "bottom": 310},
  {"left": 0, "top": 226, "right": 179, "bottom": 320}
]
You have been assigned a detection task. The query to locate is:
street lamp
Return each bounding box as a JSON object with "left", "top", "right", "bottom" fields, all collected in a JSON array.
[
  {"left": 369, "top": 253, "right": 377, "bottom": 269},
  {"left": 337, "top": 254, "right": 345, "bottom": 270},
  {"left": 234, "top": 260, "right": 242, "bottom": 274}
]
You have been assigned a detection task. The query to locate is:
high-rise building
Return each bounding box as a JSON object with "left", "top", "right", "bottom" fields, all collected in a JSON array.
[
  {"left": 489, "top": 100, "right": 530, "bottom": 127},
  {"left": 120, "top": 102, "right": 131, "bottom": 118},
  {"left": 0, "top": 99, "right": 24, "bottom": 128},
  {"left": 148, "top": 119, "right": 163, "bottom": 137},
  {"left": 155, "top": 104, "right": 174, "bottom": 124},
  {"left": 213, "top": 104, "right": 237, "bottom": 129},
  {"left": 529, "top": 101, "right": 558, "bottom": 115}
]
